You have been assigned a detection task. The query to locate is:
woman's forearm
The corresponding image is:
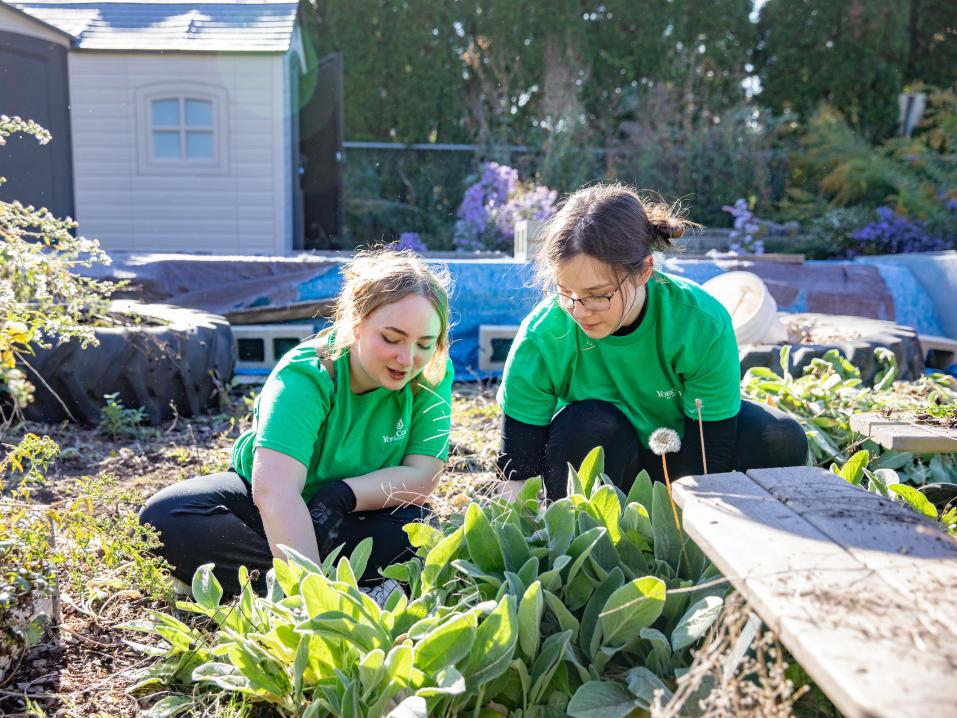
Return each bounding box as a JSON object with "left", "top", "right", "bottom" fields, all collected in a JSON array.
[
  {"left": 344, "top": 463, "right": 442, "bottom": 512},
  {"left": 258, "top": 490, "right": 322, "bottom": 564}
]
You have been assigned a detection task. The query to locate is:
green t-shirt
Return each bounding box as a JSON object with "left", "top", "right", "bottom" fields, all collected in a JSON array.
[
  {"left": 232, "top": 340, "right": 454, "bottom": 501},
  {"left": 498, "top": 271, "right": 740, "bottom": 446}
]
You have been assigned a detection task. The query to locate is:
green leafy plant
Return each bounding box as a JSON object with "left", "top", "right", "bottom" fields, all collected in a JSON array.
[
  {"left": 834, "top": 450, "right": 956, "bottom": 537},
  {"left": 98, "top": 393, "right": 147, "bottom": 440},
  {"left": 792, "top": 92, "right": 957, "bottom": 232},
  {"left": 0, "top": 495, "right": 56, "bottom": 687},
  {"left": 742, "top": 346, "right": 957, "bottom": 485},
  {"left": 0, "top": 115, "right": 116, "bottom": 427},
  {"left": 122, "top": 449, "right": 727, "bottom": 716}
]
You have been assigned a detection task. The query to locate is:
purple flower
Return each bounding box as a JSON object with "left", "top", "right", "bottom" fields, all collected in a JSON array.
[
  {"left": 392, "top": 232, "right": 427, "bottom": 253},
  {"left": 453, "top": 162, "right": 556, "bottom": 252},
  {"left": 847, "top": 207, "right": 953, "bottom": 256},
  {"left": 722, "top": 198, "right": 767, "bottom": 254},
  {"left": 847, "top": 207, "right": 955, "bottom": 257}
]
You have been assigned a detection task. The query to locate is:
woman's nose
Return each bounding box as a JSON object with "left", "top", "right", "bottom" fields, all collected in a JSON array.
[
  {"left": 395, "top": 345, "right": 413, "bottom": 367},
  {"left": 570, "top": 300, "right": 592, "bottom": 318}
]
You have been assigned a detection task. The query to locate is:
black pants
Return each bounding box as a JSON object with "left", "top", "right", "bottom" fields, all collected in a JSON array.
[
  {"left": 543, "top": 399, "right": 808, "bottom": 499},
  {"left": 139, "top": 472, "right": 429, "bottom": 595}
]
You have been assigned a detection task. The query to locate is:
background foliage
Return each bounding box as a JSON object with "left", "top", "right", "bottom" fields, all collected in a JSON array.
[{"left": 310, "top": 0, "right": 956, "bottom": 250}]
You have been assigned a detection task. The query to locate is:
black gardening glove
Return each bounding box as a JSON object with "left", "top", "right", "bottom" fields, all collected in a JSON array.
[{"left": 306, "top": 480, "right": 357, "bottom": 557}]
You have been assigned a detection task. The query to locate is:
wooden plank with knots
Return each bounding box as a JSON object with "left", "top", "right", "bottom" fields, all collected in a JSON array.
[{"left": 673, "top": 470, "right": 957, "bottom": 718}]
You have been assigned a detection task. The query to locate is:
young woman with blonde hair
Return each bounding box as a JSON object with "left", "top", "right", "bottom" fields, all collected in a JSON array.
[
  {"left": 497, "top": 184, "right": 807, "bottom": 499},
  {"left": 141, "top": 249, "right": 453, "bottom": 598}
]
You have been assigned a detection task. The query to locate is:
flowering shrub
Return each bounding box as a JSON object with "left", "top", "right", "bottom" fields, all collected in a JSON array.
[
  {"left": 453, "top": 162, "right": 557, "bottom": 252},
  {"left": 721, "top": 198, "right": 766, "bottom": 254},
  {"left": 0, "top": 115, "right": 116, "bottom": 425},
  {"left": 390, "top": 232, "right": 427, "bottom": 254},
  {"left": 846, "top": 206, "right": 954, "bottom": 257}
]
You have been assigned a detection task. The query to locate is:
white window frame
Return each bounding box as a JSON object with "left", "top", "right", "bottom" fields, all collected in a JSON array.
[{"left": 136, "top": 83, "right": 229, "bottom": 175}]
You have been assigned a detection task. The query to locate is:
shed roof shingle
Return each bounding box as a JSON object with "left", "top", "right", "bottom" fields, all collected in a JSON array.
[{"left": 6, "top": 1, "right": 299, "bottom": 52}]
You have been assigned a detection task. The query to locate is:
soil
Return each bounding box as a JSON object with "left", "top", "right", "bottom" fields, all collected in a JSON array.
[
  {"left": 879, "top": 406, "right": 957, "bottom": 430},
  {"left": 779, "top": 314, "right": 867, "bottom": 345},
  {"left": 0, "top": 382, "right": 501, "bottom": 717}
]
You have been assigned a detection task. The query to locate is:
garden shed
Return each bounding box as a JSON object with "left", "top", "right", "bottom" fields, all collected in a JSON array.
[{"left": 0, "top": 0, "right": 341, "bottom": 255}]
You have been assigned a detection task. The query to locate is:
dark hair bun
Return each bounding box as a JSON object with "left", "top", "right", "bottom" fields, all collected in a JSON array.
[{"left": 652, "top": 219, "right": 684, "bottom": 242}]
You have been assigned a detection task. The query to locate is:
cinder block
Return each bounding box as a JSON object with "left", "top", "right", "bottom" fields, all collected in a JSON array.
[
  {"left": 232, "top": 323, "right": 315, "bottom": 381},
  {"left": 478, "top": 324, "right": 520, "bottom": 372}
]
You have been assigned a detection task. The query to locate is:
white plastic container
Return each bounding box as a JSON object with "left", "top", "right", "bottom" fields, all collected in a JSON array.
[{"left": 702, "top": 271, "right": 788, "bottom": 345}]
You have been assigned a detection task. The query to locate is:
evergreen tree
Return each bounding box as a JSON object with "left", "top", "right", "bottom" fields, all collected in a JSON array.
[{"left": 756, "top": 0, "right": 909, "bottom": 139}]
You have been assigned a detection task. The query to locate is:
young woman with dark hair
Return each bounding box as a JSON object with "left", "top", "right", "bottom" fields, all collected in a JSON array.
[
  {"left": 496, "top": 183, "right": 807, "bottom": 500},
  {"left": 140, "top": 250, "right": 453, "bottom": 598}
]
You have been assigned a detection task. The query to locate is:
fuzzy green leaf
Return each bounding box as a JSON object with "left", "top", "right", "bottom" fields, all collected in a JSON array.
[
  {"left": 190, "top": 563, "right": 223, "bottom": 612},
  {"left": 578, "top": 446, "right": 605, "bottom": 497},
  {"left": 671, "top": 595, "right": 723, "bottom": 651},
  {"left": 498, "top": 521, "right": 532, "bottom": 573},
  {"left": 838, "top": 449, "right": 869, "bottom": 486},
  {"left": 567, "top": 680, "right": 641, "bottom": 718},
  {"left": 422, "top": 526, "right": 464, "bottom": 592},
  {"left": 889, "top": 483, "right": 939, "bottom": 520},
  {"left": 625, "top": 469, "right": 654, "bottom": 510},
  {"left": 464, "top": 595, "right": 518, "bottom": 689},
  {"left": 405, "top": 522, "right": 444, "bottom": 551},
  {"left": 142, "top": 696, "right": 193, "bottom": 718},
  {"left": 543, "top": 589, "right": 581, "bottom": 641},
  {"left": 580, "top": 567, "right": 625, "bottom": 659},
  {"left": 517, "top": 580, "right": 544, "bottom": 659},
  {"left": 599, "top": 576, "right": 666, "bottom": 647},
  {"left": 386, "top": 695, "right": 428, "bottom": 718},
  {"left": 545, "top": 498, "right": 576, "bottom": 560},
  {"left": 625, "top": 666, "right": 673, "bottom": 710},
  {"left": 349, "top": 537, "right": 373, "bottom": 581},
  {"left": 651, "top": 482, "right": 682, "bottom": 568},
  {"left": 587, "top": 485, "right": 622, "bottom": 543},
  {"left": 414, "top": 611, "right": 477, "bottom": 673},
  {"left": 465, "top": 503, "right": 506, "bottom": 574},
  {"left": 529, "top": 630, "right": 573, "bottom": 705}
]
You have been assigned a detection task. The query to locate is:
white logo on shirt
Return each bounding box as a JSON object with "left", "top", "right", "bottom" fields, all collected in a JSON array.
[
  {"left": 383, "top": 418, "right": 408, "bottom": 444},
  {"left": 657, "top": 388, "right": 679, "bottom": 399}
]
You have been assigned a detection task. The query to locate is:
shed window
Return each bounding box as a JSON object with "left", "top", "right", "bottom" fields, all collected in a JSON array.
[{"left": 150, "top": 97, "right": 215, "bottom": 161}]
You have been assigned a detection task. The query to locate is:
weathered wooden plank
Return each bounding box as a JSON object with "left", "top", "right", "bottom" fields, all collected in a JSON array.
[
  {"left": 674, "top": 472, "right": 957, "bottom": 718},
  {"left": 849, "top": 412, "right": 957, "bottom": 453},
  {"left": 748, "top": 467, "right": 957, "bottom": 636}
]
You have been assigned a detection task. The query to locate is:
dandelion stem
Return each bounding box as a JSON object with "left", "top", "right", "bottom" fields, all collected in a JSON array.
[
  {"left": 660, "top": 456, "right": 682, "bottom": 532},
  {"left": 695, "top": 398, "right": 708, "bottom": 474},
  {"left": 661, "top": 454, "right": 691, "bottom": 572}
]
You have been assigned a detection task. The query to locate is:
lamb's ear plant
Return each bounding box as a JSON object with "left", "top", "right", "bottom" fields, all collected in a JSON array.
[{"left": 124, "top": 447, "right": 726, "bottom": 717}]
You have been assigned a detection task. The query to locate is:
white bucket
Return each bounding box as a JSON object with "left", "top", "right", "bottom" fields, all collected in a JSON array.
[{"left": 702, "top": 271, "right": 788, "bottom": 345}]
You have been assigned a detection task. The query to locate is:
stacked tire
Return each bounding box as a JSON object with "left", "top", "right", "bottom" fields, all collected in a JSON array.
[
  {"left": 23, "top": 300, "right": 236, "bottom": 425},
  {"left": 738, "top": 314, "right": 925, "bottom": 384}
]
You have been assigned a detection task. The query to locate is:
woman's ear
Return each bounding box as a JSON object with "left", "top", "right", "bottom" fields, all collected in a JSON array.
[{"left": 639, "top": 256, "right": 654, "bottom": 283}]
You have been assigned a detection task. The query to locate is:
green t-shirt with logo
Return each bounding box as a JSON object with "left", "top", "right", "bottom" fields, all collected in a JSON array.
[
  {"left": 498, "top": 271, "right": 740, "bottom": 445},
  {"left": 232, "top": 340, "right": 453, "bottom": 501}
]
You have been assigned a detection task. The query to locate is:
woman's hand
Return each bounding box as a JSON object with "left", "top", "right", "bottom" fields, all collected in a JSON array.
[
  {"left": 251, "top": 447, "right": 322, "bottom": 564},
  {"left": 306, "top": 480, "right": 357, "bottom": 556}
]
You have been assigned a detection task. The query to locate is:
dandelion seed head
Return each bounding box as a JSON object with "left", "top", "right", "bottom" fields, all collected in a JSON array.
[{"left": 649, "top": 427, "right": 681, "bottom": 455}]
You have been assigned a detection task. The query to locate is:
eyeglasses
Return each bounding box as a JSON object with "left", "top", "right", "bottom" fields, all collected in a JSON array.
[{"left": 549, "top": 277, "right": 627, "bottom": 312}]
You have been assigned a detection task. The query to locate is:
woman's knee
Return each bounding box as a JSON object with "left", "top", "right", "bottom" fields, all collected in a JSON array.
[
  {"left": 737, "top": 401, "right": 809, "bottom": 468},
  {"left": 138, "top": 486, "right": 179, "bottom": 535},
  {"left": 550, "top": 400, "right": 634, "bottom": 447},
  {"left": 546, "top": 400, "right": 641, "bottom": 493}
]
